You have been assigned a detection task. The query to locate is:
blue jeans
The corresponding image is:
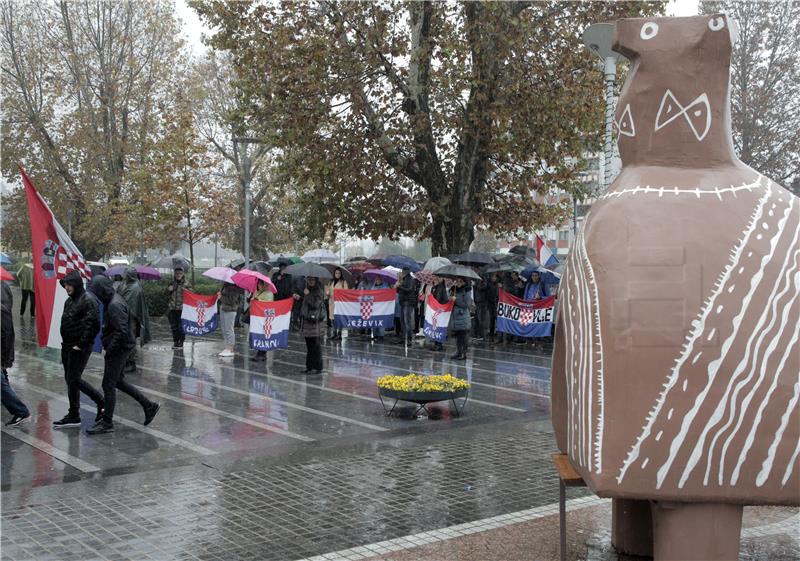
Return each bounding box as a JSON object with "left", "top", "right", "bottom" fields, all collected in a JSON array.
[
  {"left": 2, "top": 371, "right": 29, "bottom": 417},
  {"left": 401, "top": 304, "right": 416, "bottom": 340}
]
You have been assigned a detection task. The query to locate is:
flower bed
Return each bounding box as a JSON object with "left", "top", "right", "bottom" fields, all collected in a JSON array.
[
  {"left": 376, "top": 374, "right": 470, "bottom": 406},
  {"left": 376, "top": 374, "right": 470, "bottom": 393}
]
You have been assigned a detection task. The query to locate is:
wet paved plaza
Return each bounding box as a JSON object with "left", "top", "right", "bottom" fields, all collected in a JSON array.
[{"left": 1, "top": 296, "right": 797, "bottom": 561}]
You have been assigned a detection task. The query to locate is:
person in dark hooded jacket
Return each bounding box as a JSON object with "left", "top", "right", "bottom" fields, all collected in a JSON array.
[
  {"left": 1, "top": 281, "right": 30, "bottom": 426},
  {"left": 117, "top": 267, "right": 151, "bottom": 373},
  {"left": 87, "top": 275, "right": 159, "bottom": 435},
  {"left": 53, "top": 270, "right": 105, "bottom": 428}
]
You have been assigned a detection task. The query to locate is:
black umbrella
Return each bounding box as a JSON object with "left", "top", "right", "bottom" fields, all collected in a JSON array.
[
  {"left": 228, "top": 257, "right": 246, "bottom": 269},
  {"left": 509, "top": 245, "right": 537, "bottom": 259},
  {"left": 248, "top": 260, "right": 273, "bottom": 275},
  {"left": 345, "top": 256, "right": 368, "bottom": 263},
  {"left": 150, "top": 253, "right": 191, "bottom": 270},
  {"left": 433, "top": 264, "right": 482, "bottom": 281},
  {"left": 283, "top": 262, "right": 333, "bottom": 279},
  {"left": 453, "top": 251, "right": 493, "bottom": 265},
  {"left": 483, "top": 261, "right": 526, "bottom": 274},
  {"left": 321, "top": 263, "right": 353, "bottom": 285}
]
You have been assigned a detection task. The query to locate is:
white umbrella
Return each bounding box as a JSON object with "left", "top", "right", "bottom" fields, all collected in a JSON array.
[
  {"left": 302, "top": 249, "right": 338, "bottom": 263},
  {"left": 423, "top": 256, "right": 451, "bottom": 272}
]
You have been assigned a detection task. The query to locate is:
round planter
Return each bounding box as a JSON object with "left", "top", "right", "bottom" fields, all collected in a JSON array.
[{"left": 378, "top": 387, "right": 468, "bottom": 405}]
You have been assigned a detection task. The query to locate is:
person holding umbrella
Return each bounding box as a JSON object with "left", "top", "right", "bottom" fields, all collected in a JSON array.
[
  {"left": 394, "top": 267, "right": 418, "bottom": 346},
  {"left": 430, "top": 277, "right": 449, "bottom": 351},
  {"left": 117, "top": 267, "right": 151, "bottom": 373},
  {"left": 217, "top": 272, "right": 242, "bottom": 358},
  {"left": 300, "top": 277, "right": 326, "bottom": 373},
  {"left": 249, "top": 279, "right": 275, "bottom": 362},
  {"left": 326, "top": 268, "right": 349, "bottom": 341},
  {"left": 165, "top": 266, "right": 191, "bottom": 349},
  {"left": 449, "top": 278, "right": 474, "bottom": 360}
]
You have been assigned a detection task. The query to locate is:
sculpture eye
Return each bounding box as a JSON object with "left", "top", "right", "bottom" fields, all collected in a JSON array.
[
  {"left": 708, "top": 16, "right": 726, "bottom": 31},
  {"left": 640, "top": 22, "right": 659, "bottom": 40}
]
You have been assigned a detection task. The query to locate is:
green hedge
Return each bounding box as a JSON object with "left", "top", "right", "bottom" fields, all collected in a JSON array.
[{"left": 143, "top": 275, "right": 224, "bottom": 317}]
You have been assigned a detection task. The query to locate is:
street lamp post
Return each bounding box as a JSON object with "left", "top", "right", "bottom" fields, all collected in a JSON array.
[
  {"left": 582, "top": 23, "right": 621, "bottom": 190},
  {"left": 232, "top": 136, "right": 263, "bottom": 267}
]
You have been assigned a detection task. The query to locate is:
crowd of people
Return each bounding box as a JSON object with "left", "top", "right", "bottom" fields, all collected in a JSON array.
[{"left": 0, "top": 258, "right": 551, "bottom": 430}]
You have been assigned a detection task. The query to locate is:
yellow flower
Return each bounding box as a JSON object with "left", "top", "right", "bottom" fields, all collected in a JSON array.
[{"left": 377, "top": 373, "right": 470, "bottom": 392}]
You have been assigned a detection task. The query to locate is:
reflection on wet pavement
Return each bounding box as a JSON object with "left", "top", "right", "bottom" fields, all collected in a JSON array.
[{"left": 1, "top": 306, "right": 796, "bottom": 561}]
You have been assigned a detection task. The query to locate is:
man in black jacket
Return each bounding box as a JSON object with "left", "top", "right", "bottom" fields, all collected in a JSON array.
[
  {"left": 1, "top": 281, "right": 30, "bottom": 426},
  {"left": 54, "top": 271, "right": 105, "bottom": 428},
  {"left": 395, "top": 268, "right": 418, "bottom": 345},
  {"left": 87, "top": 275, "right": 159, "bottom": 435}
]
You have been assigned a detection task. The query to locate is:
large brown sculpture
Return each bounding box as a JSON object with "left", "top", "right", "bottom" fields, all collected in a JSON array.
[{"left": 551, "top": 14, "right": 800, "bottom": 560}]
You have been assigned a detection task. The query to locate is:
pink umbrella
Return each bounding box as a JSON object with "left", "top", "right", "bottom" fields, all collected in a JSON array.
[
  {"left": 203, "top": 266, "right": 237, "bottom": 284},
  {"left": 231, "top": 269, "right": 277, "bottom": 293}
]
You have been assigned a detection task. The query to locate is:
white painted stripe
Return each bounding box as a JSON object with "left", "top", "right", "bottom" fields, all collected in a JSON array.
[
  {"left": 598, "top": 176, "right": 761, "bottom": 201},
  {"left": 2, "top": 426, "right": 101, "bottom": 473},
  {"left": 746, "top": 319, "right": 799, "bottom": 486},
  {"left": 129, "top": 363, "right": 389, "bottom": 432},
  {"left": 77, "top": 370, "right": 315, "bottom": 442},
  {"left": 269, "top": 354, "right": 529, "bottom": 412},
  {"left": 759, "top": 377, "right": 800, "bottom": 487},
  {"left": 724, "top": 260, "right": 800, "bottom": 484},
  {"left": 15, "top": 378, "right": 217, "bottom": 456},
  {"left": 296, "top": 496, "right": 609, "bottom": 561}
]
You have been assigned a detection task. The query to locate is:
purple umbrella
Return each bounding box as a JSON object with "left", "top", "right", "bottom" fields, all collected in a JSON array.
[
  {"left": 106, "top": 265, "right": 161, "bottom": 281},
  {"left": 363, "top": 266, "right": 399, "bottom": 284},
  {"left": 203, "top": 266, "right": 237, "bottom": 284}
]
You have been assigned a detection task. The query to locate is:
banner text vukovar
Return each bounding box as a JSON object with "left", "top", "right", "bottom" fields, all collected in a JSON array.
[
  {"left": 181, "top": 291, "right": 220, "bottom": 336},
  {"left": 333, "top": 288, "right": 397, "bottom": 328},
  {"left": 496, "top": 289, "right": 555, "bottom": 338}
]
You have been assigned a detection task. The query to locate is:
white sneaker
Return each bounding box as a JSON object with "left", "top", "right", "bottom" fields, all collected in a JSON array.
[{"left": 218, "top": 349, "right": 235, "bottom": 357}]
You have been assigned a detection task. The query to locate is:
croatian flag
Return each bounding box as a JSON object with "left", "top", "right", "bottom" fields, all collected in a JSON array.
[
  {"left": 21, "top": 164, "right": 93, "bottom": 348},
  {"left": 423, "top": 294, "right": 454, "bottom": 342},
  {"left": 496, "top": 289, "right": 556, "bottom": 338},
  {"left": 535, "top": 234, "right": 559, "bottom": 267},
  {"left": 181, "top": 291, "right": 219, "bottom": 336},
  {"left": 249, "top": 298, "right": 293, "bottom": 351},
  {"left": 333, "top": 288, "right": 396, "bottom": 328}
]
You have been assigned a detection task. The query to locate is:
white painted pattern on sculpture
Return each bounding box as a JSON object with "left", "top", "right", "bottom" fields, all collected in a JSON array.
[
  {"left": 654, "top": 89, "right": 712, "bottom": 141},
  {"left": 669, "top": 184, "right": 788, "bottom": 489},
  {"left": 598, "top": 176, "right": 761, "bottom": 201},
  {"left": 616, "top": 179, "right": 771, "bottom": 485},
  {"left": 686, "top": 199, "right": 799, "bottom": 486}
]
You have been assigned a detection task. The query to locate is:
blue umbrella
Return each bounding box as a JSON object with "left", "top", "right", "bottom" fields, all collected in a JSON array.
[
  {"left": 521, "top": 266, "right": 561, "bottom": 286},
  {"left": 0, "top": 252, "right": 11, "bottom": 265},
  {"left": 382, "top": 255, "right": 421, "bottom": 272}
]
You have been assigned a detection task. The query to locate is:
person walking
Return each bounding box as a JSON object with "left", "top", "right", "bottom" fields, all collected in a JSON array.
[
  {"left": 87, "top": 276, "right": 160, "bottom": 435},
  {"left": 394, "top": 267, "right": 418, "bottom": 345},
  {"left": 165, "top": 266, "right": 191, "bottom": 349},
  {"left": 117, "top": 268, "right": 151, "bottom": 373},
  {"left": 300, "top": 277, "right": 326, "bottom": 374},
  {"left": 449, "top": 279, "right": 474, "bottom": 360},
  {"left": 249, "top": 279, "right": 274, "bottom": 362},
  {"left": 53, "top": 271, "right": 105, "bottom": 428},
  {"left": 326, "top": 268, "right": 349, "bottom": 340},
  {"left": 16, "top": 263, "right": 34, "bottom": 317},
  {"left": 218, "top": 280, "right": 243, "bottom": 358},
  {"left": 430, "top": 277, "right": 449, "bottom": 351},
  {"left": 1, "top": 281, "right": 29, "bottom": 426}
]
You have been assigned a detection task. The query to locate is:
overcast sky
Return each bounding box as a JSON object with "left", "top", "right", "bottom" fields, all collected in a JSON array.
[{"left": 175, "top": 0, "right": 700, "bottom": 55}]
